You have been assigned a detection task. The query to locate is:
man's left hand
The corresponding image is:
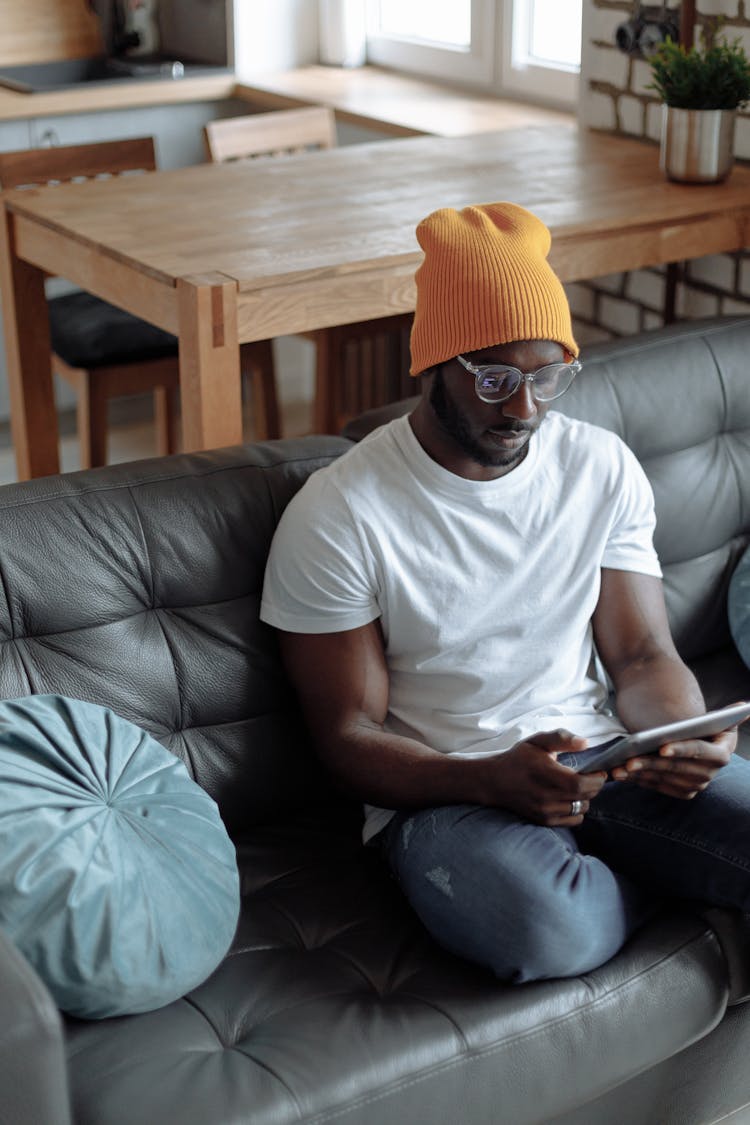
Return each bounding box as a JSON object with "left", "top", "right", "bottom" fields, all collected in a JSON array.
[{"left": 610, "top": 728, "right": 737, "bottom": 798}]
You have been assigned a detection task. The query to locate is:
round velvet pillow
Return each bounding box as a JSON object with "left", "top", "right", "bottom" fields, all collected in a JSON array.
[
  {"left": 729, "top": 547, "right": 750, "bottom": 671},
  {"left": 0, "top": 695, "right": 240, "bottom": 1019}
]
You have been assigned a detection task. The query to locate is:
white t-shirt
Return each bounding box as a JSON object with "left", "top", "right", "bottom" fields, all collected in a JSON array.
[{"left": 261, "top": 412, "right": 662, "bottom": 840}]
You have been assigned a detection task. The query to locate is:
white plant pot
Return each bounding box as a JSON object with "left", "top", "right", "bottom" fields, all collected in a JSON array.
[{"left": 660, "top": 105, "right": 737, "bottom": 184}]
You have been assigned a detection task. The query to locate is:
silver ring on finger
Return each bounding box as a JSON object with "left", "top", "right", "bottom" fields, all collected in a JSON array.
[{"left": 570, "top": 799, "right": 584, "bottom": 816}]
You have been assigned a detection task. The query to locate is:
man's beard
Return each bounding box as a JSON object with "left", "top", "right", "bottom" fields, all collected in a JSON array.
[{"left": 429, "top": 367, "right": 534, "bottom": 469}]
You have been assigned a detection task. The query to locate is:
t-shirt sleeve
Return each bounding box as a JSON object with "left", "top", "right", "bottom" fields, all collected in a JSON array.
[
  {"left": 260, "top": 471, "right": 380, "bottom": 634},
  {"left": 601, "top": 440, "right": 662, "bottom": 577}
]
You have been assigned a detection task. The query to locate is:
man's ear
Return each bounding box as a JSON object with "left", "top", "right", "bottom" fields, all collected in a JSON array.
[{"left": 417, "top": 365, "right": 438, "bottom": 394}]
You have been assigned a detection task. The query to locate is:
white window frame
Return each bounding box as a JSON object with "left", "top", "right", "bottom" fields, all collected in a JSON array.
[
  {"left": 365, "top": 0, "right": 496, "bottom": 88},
  {"left": 502, "top": 0, "right": 581, "bottom": 105},
  {"left": 364, "top": 0, "right": 580, "bottom": 109}
]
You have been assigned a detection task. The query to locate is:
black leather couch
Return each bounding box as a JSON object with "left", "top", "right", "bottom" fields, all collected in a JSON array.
[{"left": 2, "top": 317, "right": 750, "bottom": 1125}]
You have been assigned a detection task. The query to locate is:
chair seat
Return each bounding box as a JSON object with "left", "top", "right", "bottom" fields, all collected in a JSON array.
[{"left": 49, "top": 292, "right": 177, "bottom": 370}]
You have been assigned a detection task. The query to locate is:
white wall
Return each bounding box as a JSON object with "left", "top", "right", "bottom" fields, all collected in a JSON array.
[
  {"left": 232, "top": 0, "right": 319, "bottom": 77},
  {"left": 574, "top": 0, "right": 750, "bottom": 339},
  {"left": 579, "top": 0, "right": 750, "bottom": 159}
]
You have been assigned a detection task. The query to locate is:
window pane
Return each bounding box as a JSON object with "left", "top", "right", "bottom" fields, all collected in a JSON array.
[
  {"left": 375, "top": 0, "right": 471, "bottom": 48},
  {"left": 528, "top": 0, "right": 581, "bottom": 68}
]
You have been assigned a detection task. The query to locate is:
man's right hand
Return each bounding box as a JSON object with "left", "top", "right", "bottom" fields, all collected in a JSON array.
[{"left": 475, "top": 730, "right": 607, "bottom": 825}]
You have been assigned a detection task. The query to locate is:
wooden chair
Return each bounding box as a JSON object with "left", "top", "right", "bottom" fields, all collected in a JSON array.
[
  {"left": 0, "top": 138, "right": 181, "bottom": 468},
  {"left": 204, "top": 105, "right": 338, "bottom": 163},
  {"left": 204, "top": 108, "right": 414, "bottom": 435}
]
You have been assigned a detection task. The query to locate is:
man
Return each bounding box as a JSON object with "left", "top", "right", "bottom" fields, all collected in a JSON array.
[{"left": 261, "top": 201, "right": 749, "bottom": 983}]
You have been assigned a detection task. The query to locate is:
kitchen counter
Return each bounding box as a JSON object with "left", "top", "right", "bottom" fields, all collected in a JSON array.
[
  {"left": 232, "top": 65, "right": 575, "bottom": 137},
  {"left": 0, "top": 71, "right": 239, "bottom": 121},
  {"left": 0, "top": 64, "right": 574, "bottom": 137}
]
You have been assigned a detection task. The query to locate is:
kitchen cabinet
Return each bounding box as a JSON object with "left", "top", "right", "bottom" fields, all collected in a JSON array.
[
  {"left": 29, "top": 97, "right": 249, "bottom": 168},
  {"left": 0, "top": 120, "right": 35, "bottom": 152}
]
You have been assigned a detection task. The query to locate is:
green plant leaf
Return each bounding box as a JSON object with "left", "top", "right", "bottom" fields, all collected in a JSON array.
[{"left": 646, "top": 25, "right": 750, "bottom": 109}]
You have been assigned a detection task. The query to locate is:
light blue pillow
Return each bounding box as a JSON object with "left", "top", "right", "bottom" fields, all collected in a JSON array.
[
  {"left": 729, "top": 547, "right": 750, "bottom": 671},
  {"left": 0, "top": 695, "right": 240, "bottom": 1019}
]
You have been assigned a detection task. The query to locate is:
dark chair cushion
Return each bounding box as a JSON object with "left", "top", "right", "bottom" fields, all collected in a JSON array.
[{"left": 48, "top": 292, "right": 177, "bottom": 369}]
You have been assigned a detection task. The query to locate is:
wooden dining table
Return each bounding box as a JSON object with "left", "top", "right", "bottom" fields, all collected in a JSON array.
[{"left": 2, "top": 122, "right": 749, "bottom": 479}]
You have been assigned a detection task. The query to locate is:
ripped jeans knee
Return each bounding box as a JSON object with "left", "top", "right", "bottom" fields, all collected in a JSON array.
[{"left": 380, "top": 803, "right": 651, "bottom": 983}]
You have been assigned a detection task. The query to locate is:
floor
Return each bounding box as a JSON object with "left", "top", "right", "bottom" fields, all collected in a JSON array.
[
  {"left": 0, "top": 394, "right": 314, "bottom": 486},
  {"left": 0, "top": 338, "right": 316, "bottom": 485},
  {"left": 0, "top": 395, "right": 313, "bottom": 485}
]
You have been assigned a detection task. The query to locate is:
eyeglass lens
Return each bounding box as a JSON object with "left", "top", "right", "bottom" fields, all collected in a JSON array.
[{"left": 476, "top": 364, "right": 577, "bottom": 403}]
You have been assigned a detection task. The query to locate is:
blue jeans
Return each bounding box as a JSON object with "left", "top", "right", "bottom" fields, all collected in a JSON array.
[{"left": 380, "top": 750, "right": 750, "bottom": 983}]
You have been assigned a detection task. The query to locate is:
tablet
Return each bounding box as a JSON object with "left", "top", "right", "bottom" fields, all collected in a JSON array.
[{"left": 576, "top": 700, "right": 750, "bottom": 774}]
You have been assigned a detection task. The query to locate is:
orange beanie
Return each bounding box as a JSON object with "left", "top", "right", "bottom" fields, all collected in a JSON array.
[{"left": 409, "top": 201, "right": 578, "bottom": 376}]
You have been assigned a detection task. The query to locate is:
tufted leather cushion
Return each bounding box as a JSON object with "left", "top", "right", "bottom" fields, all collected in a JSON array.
[
  {"left": 0, "top": 439, "right": 350, "bottom": 835},
  {"left": 557, "top": 318, "right": 750, "bottom": 665},
  {"left": 63, "top": 814, "right": 730, "bottom": 1125}
]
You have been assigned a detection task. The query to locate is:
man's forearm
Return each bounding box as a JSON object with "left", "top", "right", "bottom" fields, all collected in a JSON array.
[
  {"left": 316, "top": 719, "right": 487, "bottom": 808},
  {"left": 613, "top": 652, "right": 706, "bottom": 732},
  {"left": 311, "top": 719, "right": 602, "bottom": 822}
]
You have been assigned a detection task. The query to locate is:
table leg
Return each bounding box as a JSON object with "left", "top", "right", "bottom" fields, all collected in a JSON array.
[
  {"left": 0, "top": 204, "right": 59, "bottom": 480},
  {"left": 177, "top": 274, "right": 244, "bottom": 452}
]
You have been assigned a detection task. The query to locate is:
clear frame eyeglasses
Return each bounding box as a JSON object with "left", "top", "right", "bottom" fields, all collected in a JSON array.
[{"left": 456, "top": 354, "right": 582, "bottom": 404}]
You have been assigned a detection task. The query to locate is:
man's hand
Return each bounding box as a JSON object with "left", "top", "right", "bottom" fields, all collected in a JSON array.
[
  {"left": 610, "top": 728, "right": 737, "bottom": 798},
  {"left": 477, "top": 730, "right": 607, "bottom": 826}
]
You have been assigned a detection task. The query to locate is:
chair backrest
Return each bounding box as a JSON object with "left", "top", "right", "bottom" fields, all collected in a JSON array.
[
  {"left": 0, "top": 137, "right": 157, "bottom": 191},
  {"left": 204, "top": 106, "right": 338, "bottom": 164}
]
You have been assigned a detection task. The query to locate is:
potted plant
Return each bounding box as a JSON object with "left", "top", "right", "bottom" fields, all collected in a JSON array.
[{"left": 647, "top": 20, "right": 750, "bottom": 182}]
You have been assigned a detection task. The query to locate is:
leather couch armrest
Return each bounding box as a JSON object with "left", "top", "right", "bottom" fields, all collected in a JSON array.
[
  {"left": 0, "top": 927, "right": 72, "bottom": 1125},
  {"left": 701, "top": 907, "right": 750, "bottom": 1006}
]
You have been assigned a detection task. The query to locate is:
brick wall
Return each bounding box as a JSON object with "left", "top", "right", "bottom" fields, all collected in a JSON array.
[{"left": 571, "top": 0, "right": 750, "bottom": 344}]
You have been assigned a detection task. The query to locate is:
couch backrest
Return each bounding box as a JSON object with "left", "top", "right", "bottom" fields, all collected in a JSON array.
[
  {"left": 0, "top": 438, "right": 352, "bottom": 834},
  {"left": 557, "top": 318, "right": 750, "bottom": 659},
  {"left": 344, "top": 317, "right": 750, "bottom": 662},
  {"left": 2, "top": 320, "right": 748, "bottom": 831}
]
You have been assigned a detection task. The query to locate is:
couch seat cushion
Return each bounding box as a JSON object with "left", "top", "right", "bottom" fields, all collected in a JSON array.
[
  {"left": 0, "top": 694, "right": 239, "bottom": 1019},
  {"left": 64, "top": 812, "right": 730, "bottom": 1125}
]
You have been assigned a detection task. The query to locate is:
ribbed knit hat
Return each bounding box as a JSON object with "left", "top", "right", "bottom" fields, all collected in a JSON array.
[{"left": 409, "top": 201, "right": 578, "bottom": 375}]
